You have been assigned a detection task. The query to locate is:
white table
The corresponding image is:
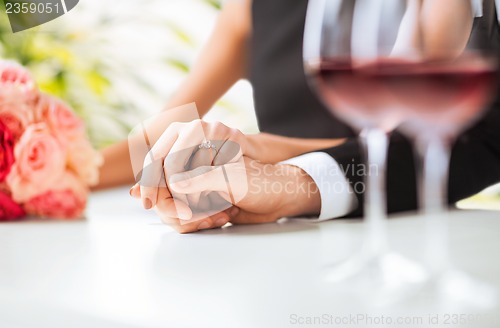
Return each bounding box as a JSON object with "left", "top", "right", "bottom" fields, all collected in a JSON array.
[{"left": 1, "top": 188, "right": 500, "bottom": 328}]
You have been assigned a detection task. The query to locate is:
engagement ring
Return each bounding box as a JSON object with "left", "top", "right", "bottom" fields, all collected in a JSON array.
[{"left": 198, "top": 140, "right": 217, "bottom": 151}]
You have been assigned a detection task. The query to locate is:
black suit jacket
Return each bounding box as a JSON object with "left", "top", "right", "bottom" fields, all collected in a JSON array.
[{"left": 250, "top": 0, "right": 500, "bottom": 216}]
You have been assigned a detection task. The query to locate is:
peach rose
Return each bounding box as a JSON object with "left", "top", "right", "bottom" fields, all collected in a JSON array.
[
  {"left": 34, "top": 94, "right": 85, "bottom": 143},
  {"left": 6, "top": 124, "right": 66, "bottom": 203},
  {"left": 0, "top": 101, "right": 33, "bottom": 140},
  {"left": 0, "top": 61, "right": 37, "bottom": 102},
  {"left": 24, "top": 171, "right": 88, "bottom": 219},
  {"left": 67, "top": 138, "right": 103, "bottom": 186}
]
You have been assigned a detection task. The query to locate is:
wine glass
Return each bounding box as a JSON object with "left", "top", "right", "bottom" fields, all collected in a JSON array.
[
  {"left": 393, "top": 3, "right": 500, "bottom": 309},
  {"left": 303, "top": 0, "right": 427, "bottom": 303},
  {"left": 305, "top": 0, "right": 500, "bottom": 307}
]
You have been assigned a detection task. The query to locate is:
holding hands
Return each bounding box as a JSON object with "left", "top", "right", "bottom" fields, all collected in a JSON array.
[{"left": 130, "top": 120, "right": 321, "bottom": 233}]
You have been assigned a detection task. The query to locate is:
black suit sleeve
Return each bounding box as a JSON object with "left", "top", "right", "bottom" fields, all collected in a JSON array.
[{"left": 319, "top": 99, "right": 500, "bottom": 218}]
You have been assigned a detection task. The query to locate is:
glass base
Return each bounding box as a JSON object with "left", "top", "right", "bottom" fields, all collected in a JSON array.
[
  {"left": 412, "top": 269, "right": 497, "bottom": 311},
  {"left": 323, "top": 251, "right": 427, "bottom": 306}
]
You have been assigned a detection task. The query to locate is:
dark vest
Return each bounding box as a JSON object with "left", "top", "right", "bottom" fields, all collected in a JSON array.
[{"left": 249, "top": 0, "right": 355, "bottom": 139}]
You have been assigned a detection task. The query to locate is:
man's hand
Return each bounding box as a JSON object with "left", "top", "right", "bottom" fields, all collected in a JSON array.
[{"left": 168, "top": 157, "right": 321, "bottom": 227}]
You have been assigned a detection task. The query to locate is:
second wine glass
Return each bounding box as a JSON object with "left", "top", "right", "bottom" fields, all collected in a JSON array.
[{"left": 303, "top": 0, "right": 427, "bottom": 303}]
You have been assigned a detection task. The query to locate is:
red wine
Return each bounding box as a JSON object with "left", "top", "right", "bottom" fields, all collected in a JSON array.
[{"left": 310, "top": 56, "right": 499, "bottom": 135}]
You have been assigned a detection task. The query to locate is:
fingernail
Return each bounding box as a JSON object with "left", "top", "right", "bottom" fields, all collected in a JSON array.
[
  {"left": 198, "top": 221, "right": 211, "bottom": 230},
  {"left": 143, "top": 198, "right": 152, "bottom": 210},
  {"left": 230, "top": 207, "right": 240, "bottom": 217},
  {"left": 215, "top": 217, "right": 228, "bottom": 227}
]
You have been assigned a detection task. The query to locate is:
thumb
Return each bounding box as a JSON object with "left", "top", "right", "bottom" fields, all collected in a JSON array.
[
  {"left": 169, "top": 165, "right": 227, "bottom": 193},
  {"left": 169, "top": 163, "right": 248, "bottom": 204}
]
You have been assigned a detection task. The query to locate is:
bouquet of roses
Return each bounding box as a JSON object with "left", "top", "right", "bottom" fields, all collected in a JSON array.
[{"left": 0, "top": 60, "right": 103, "bottom": 221}]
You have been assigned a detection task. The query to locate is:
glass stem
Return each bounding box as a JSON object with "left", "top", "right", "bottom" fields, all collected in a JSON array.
[
  {"left": 360, "top": 128, "right": 389, "bottom": 256},
  {"left": 416, "top": 135, "right": 451, "bottom": 275}
]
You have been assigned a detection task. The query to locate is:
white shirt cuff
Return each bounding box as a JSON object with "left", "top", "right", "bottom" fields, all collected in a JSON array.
[
  {"left": 472, "top": 0, "right": 483, "bottom": 18},
  {"left": 470, "top": 1, "right": 500, "bottom": 29},
  {"left": 281, "top": 152, "right": 358, "bottom": 221}
]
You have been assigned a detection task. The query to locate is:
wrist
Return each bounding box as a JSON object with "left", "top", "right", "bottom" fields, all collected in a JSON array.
[
  {"left": 274, "top": 164, "right": 321, "bottom": 218},
  {"left": 245, "top": 133, "right": 268, "bottom": 162}
]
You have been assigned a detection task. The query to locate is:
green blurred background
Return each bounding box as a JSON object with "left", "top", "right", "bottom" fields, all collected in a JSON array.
[{"left": 0, "top": 0, "right": 257, "bottom": 148}]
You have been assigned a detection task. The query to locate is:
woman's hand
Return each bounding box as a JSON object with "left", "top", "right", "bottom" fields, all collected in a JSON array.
[
  {"left": 130, "top": 185, "right": 237, "bottom": 233},
  {"left": 137, "top": 119, "right": 253, "bottom": 211}
]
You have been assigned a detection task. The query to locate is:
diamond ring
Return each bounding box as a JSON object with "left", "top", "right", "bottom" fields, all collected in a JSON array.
[{"left": 198, "top": 140, "right": 217, "bottom": 151}]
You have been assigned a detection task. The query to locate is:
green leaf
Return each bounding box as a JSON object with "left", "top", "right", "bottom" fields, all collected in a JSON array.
[
  {"left": 165, "top": 58, "right": 191, "bottom": 73},
  {"left": 202, "top": 0, "right": 222, "bottom": 10},
  {"left": 165, "top": 22, "right": 195, "bottom": 46}
]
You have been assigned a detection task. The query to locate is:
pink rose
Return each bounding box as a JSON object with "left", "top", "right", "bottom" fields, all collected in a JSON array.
[
  {"left": 6, "top": 124, "right": 66, "bottom": 203},
  {"left": 0, "top": 61, "right": 37, "bottom": 102},
  {"left": 0, "top": 191, "right": 25, "bottom": 222},
  {"left": 0, "top": 121, "right": 15, "bottom": 182},
  {"left": 24, "top": 172, "right": 88, "bottom": 219},
  {"left": 0, "top": 61, "right": 33, "bottom": 85},
  {"left": 0, "top": 102, "right": 33, "bottom": 140},
  {"left": 67, "top": 138, "right": 103, "bottom": 186},
  {"left": 34, "top": 94, "right": 85, "bottom": 143}
]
